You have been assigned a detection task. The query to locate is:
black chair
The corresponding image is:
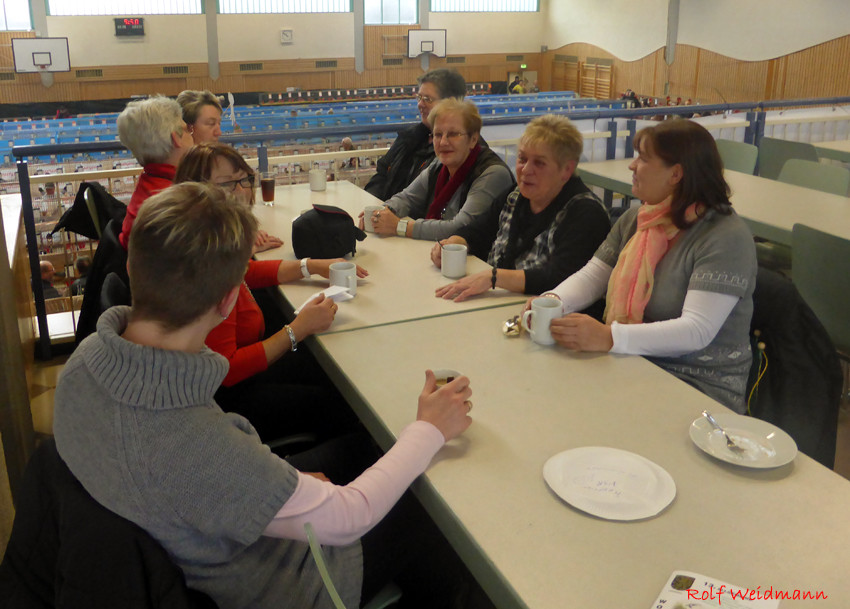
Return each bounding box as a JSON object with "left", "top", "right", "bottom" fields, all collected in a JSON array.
[
  {"left": 746, "top": 268, "right": 843, "bottom": 468},
  {"left": 75, "top": 218, "right": 130, "bottom": 344},
  {"left": 0, "top": 439, "right": 217, "bottom": 609},
  {"left": 99, "top": 271, "right": 131, "bottom": 313}
]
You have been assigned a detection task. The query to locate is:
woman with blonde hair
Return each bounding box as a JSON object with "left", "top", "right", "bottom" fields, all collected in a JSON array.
[
  {"left": 177, "top": 89, "right": 223, "bottom": 144},
  {"left": 365, "top": 98, "right": 515, "bottom": 240},
  {"left": 432, "top": 114, "right": 610, "bottom": 305}
]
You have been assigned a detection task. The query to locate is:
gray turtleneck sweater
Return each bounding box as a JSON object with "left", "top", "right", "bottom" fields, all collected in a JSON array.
[{"left": 53, "top": 306, "right": 362, "bottom": 609}]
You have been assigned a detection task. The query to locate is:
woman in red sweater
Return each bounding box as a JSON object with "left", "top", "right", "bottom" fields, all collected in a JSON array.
[{"left": 175, "top": 143, "right": 367, "bottom": 440}]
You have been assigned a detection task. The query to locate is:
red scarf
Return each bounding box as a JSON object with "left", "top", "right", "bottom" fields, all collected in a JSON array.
[{"left": 425, "top": 144, "right": 482, "bottom": 219}]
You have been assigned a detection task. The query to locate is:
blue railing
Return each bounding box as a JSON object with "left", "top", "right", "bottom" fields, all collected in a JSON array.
[{"left": 12, "top": 94, "right": 850, "bottom": 358}]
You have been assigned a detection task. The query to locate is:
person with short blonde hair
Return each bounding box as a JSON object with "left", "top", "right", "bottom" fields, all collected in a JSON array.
[
  {"left": 366, "top": 99, "right": 514, "bottom": 240},
  {"left": 432, "top": 114, "right": 610, "bottom": 305},
  {"left": 128, "top": 182, "right": 255, "bottom": 330},
  {"left": 520, "top": 113, "right": 583, "bottom": 167},
  {"left": 117, "top": 95, "right": 194, "bottom": 248},
  {"left": 52, "top": 180, "right": 477, "bottom": 609},
  {"left": 177, "top": 89, "right": 223, "bottom": 144},
  {"left": 427, "top": 98, "right": 482, "bottom": 135}
]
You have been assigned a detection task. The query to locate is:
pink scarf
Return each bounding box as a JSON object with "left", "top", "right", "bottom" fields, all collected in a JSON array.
[{"left": 604, "top": 197, "right": 700, "bottom": 325}]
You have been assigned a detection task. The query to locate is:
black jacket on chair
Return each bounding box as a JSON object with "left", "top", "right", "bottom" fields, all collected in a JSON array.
[
  {"left": 747, "top": 268, "right": 843, "bottom": 468},
  {"left": 74, "top": 218, "right": 130, "bottom": 345},
  {"left": 0, "top": 439, "right": 216, "bottom": 609}
]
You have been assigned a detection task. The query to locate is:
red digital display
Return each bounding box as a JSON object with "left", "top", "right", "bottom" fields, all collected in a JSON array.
[{"left": 114, "top": 17, "right": 144, "bottom": 36}]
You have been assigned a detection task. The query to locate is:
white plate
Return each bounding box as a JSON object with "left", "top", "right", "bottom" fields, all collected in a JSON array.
[
  {"left": 543, "top": 447, "right": 676, "bottom": 521},
  {"left": 689, "top": 412, "right": 797, "bottom": 468}
]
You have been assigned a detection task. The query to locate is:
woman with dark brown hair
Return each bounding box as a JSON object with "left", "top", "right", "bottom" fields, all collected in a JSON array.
[
  {"left": 533, "top": 119, "right": 756, "bottom": 411},
  {"left": 174, "top": 142, "right": 283, "bottom": 253},
  {"left": 175, "top": 143, "right": 367, "bottom": 439}
]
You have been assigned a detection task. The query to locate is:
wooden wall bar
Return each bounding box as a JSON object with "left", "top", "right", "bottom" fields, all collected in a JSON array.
[
  {"left": 543, "top": 36, "right": 850, "bottom": 103},
  {"left": 2, "top": 31, "right": 849, "bottom": 106}
]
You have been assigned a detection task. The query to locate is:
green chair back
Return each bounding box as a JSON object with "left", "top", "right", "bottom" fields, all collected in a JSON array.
[
  {"left": 792, "top": 224, "right": 850, "bottom": 353},
  {"left": 715, "top": 139, "right": 758, "bottom": 174},
  {"left": 778, "top": 158, "right": 850, "bottom": 197},
  {"left": 757, "top": 137, "right": 819, "bottom": 180}
]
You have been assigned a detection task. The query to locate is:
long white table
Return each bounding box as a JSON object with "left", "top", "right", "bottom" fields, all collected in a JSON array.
[
  {"left": 252, "top": 181, "right": 526, "bottom": 333},
  {"left": 814, "top": 139, "right": 850, "bottom": 163},
  {"left": 258, "top": 180, "right": 850, "bottom": 608},
  {"left": 312, "top": 306, "right": 850, "bottom": 609},
  {"left": 578, "top": 158, "right": 850, "bottom": 246}
]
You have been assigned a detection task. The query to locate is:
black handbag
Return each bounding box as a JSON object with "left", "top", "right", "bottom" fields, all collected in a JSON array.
[{"left": 291, "top": 204, "right": 366, "bottom": 259}]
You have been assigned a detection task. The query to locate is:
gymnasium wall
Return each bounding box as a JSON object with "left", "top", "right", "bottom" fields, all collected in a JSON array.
[{"left": 1, "top": 1, "right": 849, "bottom": 106}]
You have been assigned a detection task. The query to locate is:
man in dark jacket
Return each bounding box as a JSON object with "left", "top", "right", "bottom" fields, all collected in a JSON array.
[{"left": 365, "top": 69, "right": 467, "bottom": 202}]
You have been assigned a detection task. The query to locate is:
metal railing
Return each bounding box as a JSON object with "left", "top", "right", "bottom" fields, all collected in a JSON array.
[{"left": 12, "top": 94, "right": 850, "bottom": 357}]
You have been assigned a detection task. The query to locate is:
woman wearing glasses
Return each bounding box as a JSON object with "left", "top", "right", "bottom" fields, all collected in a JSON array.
[
  {"left": 174, "top": 143, "right": 366, "bottom": 440},
  {"left": 366, "top": 98, "right": 515, "bottom": 241},
  {"left": 365, "top": 68, "right": 468, "bottom": 201}
]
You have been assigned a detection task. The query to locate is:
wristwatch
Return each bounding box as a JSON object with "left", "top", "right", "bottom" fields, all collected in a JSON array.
[
  {"left": 300, "top": 258, "right": 311, "bottom": 279},
  {"left": 396, "top": 219, "right": 409, "bottom": 237}
]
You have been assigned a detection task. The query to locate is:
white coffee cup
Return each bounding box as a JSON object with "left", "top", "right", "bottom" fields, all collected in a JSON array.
[
  {"left": 363, "top": 205, "right": 383, "bottom": 233},
  {"left": 329, "top": 261, "right": 357, "bottom": 296},
  {"left": 441, "top": 244, "right": 468, "bottom": 279},
  {"left": 521, "top": 297, "right": 563, "bottom": 345},
  {"left": 309, "top": 167, "right": 327, "bottom": 191}
]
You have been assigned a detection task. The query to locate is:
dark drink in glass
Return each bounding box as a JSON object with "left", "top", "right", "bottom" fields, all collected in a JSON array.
[{"left": 259, "top": 172, "right": 275, "bottom": 205}]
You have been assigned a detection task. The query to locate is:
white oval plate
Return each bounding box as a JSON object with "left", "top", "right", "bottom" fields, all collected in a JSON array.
[
  {"left": 543, "top": 447, "right": 676, "bottom": 521},
  {"left": 689, "top": 412, "right": 797, "bottom": 468}
]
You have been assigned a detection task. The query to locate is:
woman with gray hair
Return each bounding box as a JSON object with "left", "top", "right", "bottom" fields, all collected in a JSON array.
[
  {"left": 177, "top": 89, "right": 223, "bottom": 144},
  {"left": 365, "top": 98, "right": 514, "bottom": 241},
  {"left": 117, "top": 95, "right": 194, "bottom": 248}
]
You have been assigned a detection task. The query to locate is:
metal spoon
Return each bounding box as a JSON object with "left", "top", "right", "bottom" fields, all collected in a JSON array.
[{"left": 702, "top": 410, "right": 745, "bottom": 454}]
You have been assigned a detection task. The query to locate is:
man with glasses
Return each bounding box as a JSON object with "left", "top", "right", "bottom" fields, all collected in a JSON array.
[{"left": 365, "top": 69, "right": 467, "bottom": 201}]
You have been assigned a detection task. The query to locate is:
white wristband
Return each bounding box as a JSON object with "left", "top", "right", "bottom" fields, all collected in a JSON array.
[
  {"left": 300, "top": 258, "right": 310, "bottom": 279},
  {"left": 396, "top": 219, "right": 409, "bottom": 237}
]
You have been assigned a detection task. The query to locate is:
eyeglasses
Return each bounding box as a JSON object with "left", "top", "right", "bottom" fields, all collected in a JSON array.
[
  {"left": 432, "top": 131, "right": 468, "bottom": 141},
  {"left": 416, "top": 94, "right": 438, "bottom": 104},
  {"left": 216, "top": 175, "right": 255, "bottom": 191}
]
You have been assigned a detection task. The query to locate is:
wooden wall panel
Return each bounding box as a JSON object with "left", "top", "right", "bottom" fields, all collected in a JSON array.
[
  {"left": 2, "top": 33, "right": 849, "bottom": 107},
  {"left": 546, "top": 35, "right": 850, "bottom": 104}
]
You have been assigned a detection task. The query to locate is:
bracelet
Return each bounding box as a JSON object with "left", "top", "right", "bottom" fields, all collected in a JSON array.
[
  {"left": 491, "top": 266, "right": 498, "bottom": 290},
  {"left": 284, "top": 324, "right": 298, "bottom": 352},
  {"left": 300, "top": 258, "right": 311, "bottom": 279}
]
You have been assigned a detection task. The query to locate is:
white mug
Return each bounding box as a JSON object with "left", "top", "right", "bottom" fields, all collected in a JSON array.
[
  {"left": 441, "top": 244, "right": 468, "bottom": 279},
  {"left": 329, "top": 261, "right": 357, "bottom": 296},
  {"left": 521, "top": 297, "right": 563, "bottom": 345},
  {"left": 363, "top": 205, "right": 383, "bottom": 233},
  {"left": 309, "top": 167, "right": 327, "bottom": 191}
]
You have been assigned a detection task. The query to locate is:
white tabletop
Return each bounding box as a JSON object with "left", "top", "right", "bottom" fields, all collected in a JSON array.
[
  {"left": 253, "top": 181, "right": 526, "bottom": 333},
  {"left": 578, "top": 158, "right": 850, "bottom": 246},
  {"left": 316, "top": 305, "right": 850, "bottom": 609}
]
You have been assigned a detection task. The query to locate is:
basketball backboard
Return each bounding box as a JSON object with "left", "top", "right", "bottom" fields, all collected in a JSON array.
[
  {"left": 12, "top": 38, "right": 71, "bottom": 73},
  {"left": 407, "top": 29, "right": 446, "bottom": 59}
]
